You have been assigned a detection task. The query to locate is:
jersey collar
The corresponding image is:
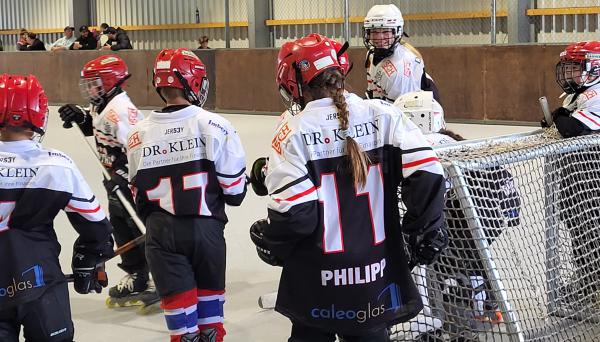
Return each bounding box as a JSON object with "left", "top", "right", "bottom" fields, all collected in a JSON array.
[
  {"left": 303, "top": 92, "right": 362, "bottom": 112},
  {"left": 149, "top": 104, "right": 200, "bottom": 123},
  {"left": 0, "top": 140, "right": 41, "bottom": 153}
]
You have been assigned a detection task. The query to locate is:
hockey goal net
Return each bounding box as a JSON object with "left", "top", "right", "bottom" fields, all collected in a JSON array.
[{"left": 391, "top": 128, "right": 600, "bottom": 341}]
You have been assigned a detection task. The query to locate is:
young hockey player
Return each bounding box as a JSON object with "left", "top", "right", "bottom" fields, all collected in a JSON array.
[
  {"left": 57, "top": 55, "right": 158, "bottom": 310},
  {"left": 127, "top": 48, "right": 247, "bottom": 342},
  {"left": 363, "top": 4, "right": 441, "bottom": 103},
  {"left": 0, "top": 74, "right": 114, "bottom": 342},
  {"left": 543, "top": 41, "right": 600, "bottom": 300},
  {"left": 249, "top": 33, "right": 448, "bottom": 342}
]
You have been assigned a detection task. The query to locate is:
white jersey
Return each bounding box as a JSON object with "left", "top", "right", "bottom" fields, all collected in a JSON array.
[
  {"left": 367, "top": 44, "right": 425, "bottom": 102},
  {"left": 0, "top": 140, "right": 111, "bottom": 308},
  {"left": 127, "top": 105, "right": 247, "bottom": 222},
  {"left": 425, "top": 132, "right": 457, "bottom": 147},
  {"left": 568, "top": 85, "right": 600, "bottom": 130},
  {"left": 92, "top": 91, "right": 144, "bottom": 169}
]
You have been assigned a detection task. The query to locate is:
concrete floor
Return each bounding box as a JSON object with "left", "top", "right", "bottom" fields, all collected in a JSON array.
[{"left": 32, "top": 107, "right": 536, "bottom": 342}]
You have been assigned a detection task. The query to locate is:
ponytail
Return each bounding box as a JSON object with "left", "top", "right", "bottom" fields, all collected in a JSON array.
[{"left": 308, "top": 69, "right": 370, "bottom": 187}]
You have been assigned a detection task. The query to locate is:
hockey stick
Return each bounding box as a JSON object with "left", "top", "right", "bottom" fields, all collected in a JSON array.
[
  {"left": 71, "top": 122, "right": 146, "bottom": 235},
  {"left": 539, "top": 96, "right": 553, "bottom": 126},
  {"left": 65, "top": 234, "right": 146, "bottom": 282},
  {"left": 258, "top": 291, "right": 277, "bottom": 310}
]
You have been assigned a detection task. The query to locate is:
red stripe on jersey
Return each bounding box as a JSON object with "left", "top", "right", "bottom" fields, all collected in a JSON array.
[
  {"left": 219, "top": 177, "right": 243, "bottom": 189},
  {"left": 403, "top": 157, "right": 440, "bottom": 169},
  {"left": 578, "top": 111, "right": 600, "bottom": 127},
  {"left": 274, "top": 186, "right": 316, "bottom": 203},
  {"left": 67, "top": 204, "right": 101, "bottom": 213}
]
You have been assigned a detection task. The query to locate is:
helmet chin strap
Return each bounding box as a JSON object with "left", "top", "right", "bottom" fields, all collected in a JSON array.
[
  {"left": 292, "top": 62, "right": 306, "bottom": 110},
  {"left": 96, "top": 73, "right": 132, "bottom": 107},
  {"left": 173, "top": 70, "right": 201, "bottom": 107}
]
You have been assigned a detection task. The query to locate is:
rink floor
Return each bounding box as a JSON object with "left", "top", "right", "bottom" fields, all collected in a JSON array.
[{"left": 38, "top": 107, "right": 535, "bottom": 342}]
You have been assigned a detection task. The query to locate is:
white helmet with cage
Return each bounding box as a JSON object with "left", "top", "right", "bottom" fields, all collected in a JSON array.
[
  {"left": 363, "top": 4, "right": 404, "bottom": 52},
  {"left": 393, "top": 91, "right": 446, "bottom": 134}
]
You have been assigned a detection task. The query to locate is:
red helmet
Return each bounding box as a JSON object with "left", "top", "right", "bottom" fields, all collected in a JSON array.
[
  {"left": 153, "top": 48, "right": 209, "bottom": 107},
  {"left": 277, "top": 41, "right": 295, "bottom": 67},
  {"left": 80, "top": 55, "right": 130, "bottom": 105},
  {"left": 556, "top": 41, "right": 600, "bottom": 94},
  {"left": 329, "top": 38, "right": 352, "bottom": 76},
  {"left": 276, "top": 34, "right": 343, "bottom": 112},
  {"left": 0, "top": 74, "right": 48, "bottom": 135}
]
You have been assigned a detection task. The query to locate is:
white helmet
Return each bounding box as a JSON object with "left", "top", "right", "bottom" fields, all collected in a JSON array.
[
  {"left": 394, "top": 91, "right": 446, "bottom": 134},
  {"left": 363, "top": 4, "right": 404, "bottom": 51}
]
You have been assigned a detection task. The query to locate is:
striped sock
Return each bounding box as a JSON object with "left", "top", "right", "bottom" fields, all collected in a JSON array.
[
  {"left": 162, "top": 289, "right": 199, "bottom": 342},
  {"left": 197, "top": 289, "right": 226, "bottom": 342}
]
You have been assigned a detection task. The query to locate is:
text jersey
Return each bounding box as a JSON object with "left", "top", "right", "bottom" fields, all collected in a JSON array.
[
  {"left": 127, "top": 105, "right": 247, "bottom": 222},
  {"left": 264, "top": 93, "right": 446, "bottom": 334},
  {"left": 0, "top": 140, "right": 112, "bottom": 309},
  {"left": 92, "top": 91, "right": 144, "bottom": 172},
  {"left": 367, "top": 44, "right": 425, "bottom": 102},
  {"left": 568, "top": 85, "right": 600, "bottom": 131}
]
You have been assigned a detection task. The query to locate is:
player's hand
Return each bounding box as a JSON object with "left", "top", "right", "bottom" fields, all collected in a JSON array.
[
  {"left": 409, "top": 225, "right": 448, "bottom": 266},
  {"left": 58, "top": 104, "right": 86, "bottom": 128},
  {"left": 103, "top": 168, "right": 129, "bottom": 195},
  {"left": 551, "top": 107, "right": 571, "bottom": 120},
  {"left": 249, "top": 158, "right": 268, "bottom": 196},
  {"left": 71, "top": 254, "right": 108, "bottom": 294},
  {"left": 250, "top": 219, "right": 283, "bottom": 266}
]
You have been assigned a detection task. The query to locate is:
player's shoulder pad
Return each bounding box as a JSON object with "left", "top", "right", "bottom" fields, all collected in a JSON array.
[
  {"left": 200, "top": 109, "right": 236, "bottom": 138},
  {"left": 577, "top": 88, "right": 600, "bottom": 109}
]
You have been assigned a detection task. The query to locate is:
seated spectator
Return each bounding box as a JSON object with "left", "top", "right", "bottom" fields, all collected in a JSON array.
[
  {"left": 17, "top": 29, "right": 28, "bottom": 51},
  {"left": 25, "top": 33, "right": 46, "bottom": 51},
  {"left": 49, "top": 26, "right": 77, "bottom": 51},
  {"left": 101, "top": 27, "right": 132, "bottom": 51},
  {"left": 70, "top": 26, "right": 97, "bottom": 50},
  {"left": 198, "top": 35, "right": 210, "bottom": 49},
  {"left": 98, "top": 23, "right": 110, "bottom": 48}
]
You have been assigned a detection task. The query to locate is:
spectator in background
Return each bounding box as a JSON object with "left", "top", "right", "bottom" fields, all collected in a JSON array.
[
  {"left": 49, "top": 26, "right": 77, "bottom": 51},
  {"left": 17, "top": 29, "right": 29, "bottom": 51},
  {"left": 197, "top": 35, "right": 210, "bottom": 49},
  {"left": 25, "top": 33, "right": 46, "bottom": 51},
  {"left": 71, "top": 26, "right": 98, "bottom": 50},
  {"left": 102, "top": 27, "right": 132, "bottom": 51},
  {"left": 98, "top": 23, "right": 110, "bottom": 48}
]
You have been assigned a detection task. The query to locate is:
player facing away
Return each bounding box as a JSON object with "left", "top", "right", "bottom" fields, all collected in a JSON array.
[
  {"left": 57, "top": 55, "right": 158, "bottom": 311},
  {"left": 543, "top": 41, "right": 600, "bottom": 300},
  {"left": 127, "top": 48, "right": 247, "bottom": 342},
  {"left": 0, "top": 74, "right": 114, "bottom": 342},
  {"left": 363, "top": 4, "right": 441, "bottom": 103},
  {"left": 249, "top": 33, "right": 448, "bottom": 342}
]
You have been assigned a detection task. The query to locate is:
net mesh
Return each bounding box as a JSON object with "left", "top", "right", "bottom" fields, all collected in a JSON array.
[{"left": 391, "top": 128, "right": 600, "bottom": 341}]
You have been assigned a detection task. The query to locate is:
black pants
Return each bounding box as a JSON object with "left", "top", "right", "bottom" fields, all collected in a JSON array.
[
  {"left": 145, "top": 213, "right": 226, "bottom": 298},
  {"left": 288, "top": 323, "right": 389, "bottom": 342},
  {"left": 109, "top": 196, "right": 147, "bottom": 275},
  {"left": 0, "top": 282, "right": 74, "bottom": 342}
]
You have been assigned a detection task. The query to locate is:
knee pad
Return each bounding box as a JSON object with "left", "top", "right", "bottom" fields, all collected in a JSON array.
[
  {"left": 199, "top": 328, "right": 217, "bottom": 342},
  {"left": 180, "top": 333, "right": 200, "bottom": 342}
]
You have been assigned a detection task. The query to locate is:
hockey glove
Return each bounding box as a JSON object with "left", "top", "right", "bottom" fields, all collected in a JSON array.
[
  {"left": 249, "top": 158, "right": 268, "bottom": 196},
  {"left": 551, "top": 107, "right": 571, "bottom": 120},
  {"left": 71, "top": 252, "right": 108, "bottom": 294},
  {"left": 58, "top": 104, "right": 88, "bottom": 129},
  {"left": 103, "top": 168, "right": 130, "bottom": 195},
  {"left": 250, "top": 219, "right": 283, "bottom": 267},
  {"left": 409, "top": 225, "right": 449, "bottom": 266}
]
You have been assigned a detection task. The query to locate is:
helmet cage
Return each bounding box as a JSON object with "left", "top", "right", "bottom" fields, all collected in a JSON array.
[
  {"left": 79, "top": 77, "right": 105, "bottom": 105},
  {"left": 556, "top": 58, "right": 600, "bottom": 94},
  {"left": 31, "top": 108, "right": 49, "bottom": 142}
]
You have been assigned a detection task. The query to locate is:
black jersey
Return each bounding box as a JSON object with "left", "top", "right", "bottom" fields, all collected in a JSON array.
[
  {"left": 127, "top": 105, "right": 247, "bottom": 223},
  {"left": 0, "top": 140, "right": 112, "bottom": 309},
  {"left": 262, "top": 93, "right": 446, "bottom": 334}
]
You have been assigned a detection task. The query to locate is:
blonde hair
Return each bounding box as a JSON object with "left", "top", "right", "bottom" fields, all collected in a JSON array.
[
  {"left": 401, "top": 41, "right": 423, "bottom": 59},
  {"left": 307, "top": 69, "right": 370, "bottom": 187}
]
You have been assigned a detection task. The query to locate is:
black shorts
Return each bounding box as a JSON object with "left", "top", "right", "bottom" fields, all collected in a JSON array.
[
  {"left": 145, "top": 212, "right": 226, "bottom": 298},
  {"left": 0, "top": 282, "right": 74, "bottom": 342}
]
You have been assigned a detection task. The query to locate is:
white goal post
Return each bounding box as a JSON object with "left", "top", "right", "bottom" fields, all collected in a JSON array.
[{"left": 392, "top": 128, "right": 600, "bottom": 341}]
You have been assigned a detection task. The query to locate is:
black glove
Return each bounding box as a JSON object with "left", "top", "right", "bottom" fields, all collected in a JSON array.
[
  {"left": 58, "top": 104, "right": 88, "bottom": 129},
  {"left": 103, "top": 168, "right": 129, "bottom": 195},
  {"left": 249, "top": 158, "right": 268, "bottom": 196},
  {"left": 540, "top": 118, "right": 550, "bottom": 128},
  {"left": 250, "top": 219, "right": 283, "bottom": 266},
  {"left": 409, "top": 225, "right": 448, "bottom": 266},
  {"left": 552, "top": 107, "right": 571, "bottom": 120},
  {"left": 71, "top": 251, "right": 108, "bottom": 294}
]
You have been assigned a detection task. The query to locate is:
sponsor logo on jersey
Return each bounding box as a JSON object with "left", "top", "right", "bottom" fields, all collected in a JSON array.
[
  {"left": 208, "top": 120, "right": 228, "bottom": 135},
  {"left": 127, "top": 108, "right": 139, "bottom": 125},
  {"left": 321, "top": 258, "right": 386, "bottom": 287},
  {"left": 141, "top": 137, "right": 206, "bottom": 157},
  {"left": 0, "top": 265, "right": 45, "bottom": 298},
  {"left": 382, "top": 60, "right": 397, "bottom": 77},
  {"left": 325, "top": 112, "right": 340, "bottom": 121},
  {"left": 0, "top": 167, "right": 38, "bottom": 178},
  {"left": 403, "top": 61, "right": 411, "bottom": 77},
  {"left": 164, "top": 127, "right": 184, "bottom": 135},
  {"left": 0, "top": 157, "right": 16, "bottom": 163},
  {"left": 128, "top": 132, "right": 142, "bottom": 149},
  {"left": 272, "top": 123, "right": 292, "bottom": 154},
  {"left": 47, "top": 151, "right": 71, "bottom": 162},
  {"left": 105, "top": 109, "right": 120, "bottom": 124},
  {"left": 301, "top": 120, "right": 379, "bottom": 146},
  {"left": 582, "top": 89, "right": 598, "bottom": 100},
  {"left": 309, "top": 282, "right": 402, "bottom": 324}
]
